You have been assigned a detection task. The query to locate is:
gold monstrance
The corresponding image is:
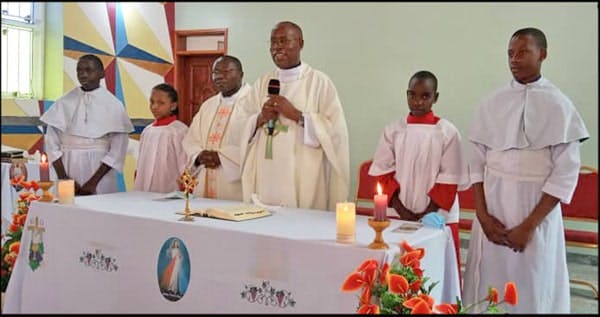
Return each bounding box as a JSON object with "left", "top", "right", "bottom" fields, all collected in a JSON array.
[{"left": 177, "top": 169, "right": 198, "bottom": 222}]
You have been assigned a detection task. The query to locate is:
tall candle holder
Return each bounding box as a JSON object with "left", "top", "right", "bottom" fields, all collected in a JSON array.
[
  {"left": 177, "top": 169, "right": 198, "bottom": 222},
  {"left": 38, "top": 181, "right": 54, "bottom": 202},
  {"left": 367, "top": 218, "right": 391, "bottom": 249}
]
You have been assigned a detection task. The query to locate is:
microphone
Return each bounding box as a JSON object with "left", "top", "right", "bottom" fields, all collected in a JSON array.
[{"left": 267, "top": 79, "right": 280, "bottom": 136}]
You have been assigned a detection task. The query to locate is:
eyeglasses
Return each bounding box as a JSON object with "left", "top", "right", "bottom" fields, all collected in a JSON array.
[{"left": 269, "top": 37, "right": 299, "bottom": 47}]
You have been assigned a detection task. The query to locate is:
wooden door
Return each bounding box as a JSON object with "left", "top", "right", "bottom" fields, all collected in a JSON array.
[{"left": 178, "top": 54, "right": 221, "bottom": 126}]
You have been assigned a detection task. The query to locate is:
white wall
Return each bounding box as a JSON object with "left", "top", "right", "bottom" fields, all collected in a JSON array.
[{"left": 176, "top": 2, "right": 598, "bottom": 200}]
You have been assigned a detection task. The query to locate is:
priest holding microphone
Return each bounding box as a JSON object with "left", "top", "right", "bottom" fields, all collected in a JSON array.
[{"left": 239, "top": 21, "right": 350, "bottom": 211}]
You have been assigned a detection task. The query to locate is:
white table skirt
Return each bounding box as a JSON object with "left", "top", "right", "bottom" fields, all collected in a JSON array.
[{"left": 4, "top": 191, "right": 460, "bottom": 313}]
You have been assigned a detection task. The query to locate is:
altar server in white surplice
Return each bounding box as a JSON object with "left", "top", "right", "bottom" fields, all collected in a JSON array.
[
  {"left": 368, "top": 70, "right": 467, "bottom": 282},
  {"left": 41, "top": 54, "right": 134, "bottom": 195},
  {"left": 463, "top": 28, "right": 589, "bottom": 313},
  {"left": 239, "top": 21, "right": 350, "bottom": 211},
  {"left": 134, "top": 83, "right": 188, "bottom": 193},
  {"left": 182, "top": 55, "right": 251, "bottom": 201}
]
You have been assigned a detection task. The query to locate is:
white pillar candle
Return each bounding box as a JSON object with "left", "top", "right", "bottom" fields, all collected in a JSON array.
[
  {"left": 336, "top": 202, "right": 356, "bottom": 244},
  {"left": 58, "top": 179, "right": 75, "bottom": 204}
]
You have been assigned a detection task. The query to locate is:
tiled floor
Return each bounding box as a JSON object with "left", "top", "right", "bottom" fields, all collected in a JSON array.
[{"left": 459, "top": 240, "right": 598, "bottom": 314}]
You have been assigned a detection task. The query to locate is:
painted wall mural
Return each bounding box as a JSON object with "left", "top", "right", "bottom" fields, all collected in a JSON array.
[{"left": 2, "top": 2, "right": 175, "bottom": 191}]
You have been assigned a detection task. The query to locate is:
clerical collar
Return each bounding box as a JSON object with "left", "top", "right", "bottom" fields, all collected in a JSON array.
[
  {"left": 153, "top": 115, "right": 177, "bottom": 126},
  {"left": 278, "top": 62, "right": 304, "bottom": 83},
  {"left": 512, "top": 75, "right": 544, "bottom": 88},
  {"left": 221, "top": 85, "right": 244, "bottom": 105},
  {"left": 407, "top": 111, "right": 439, "bottom": 125},
  {"left": 80, "top": 85, "right": 101, "bottom": 93}
]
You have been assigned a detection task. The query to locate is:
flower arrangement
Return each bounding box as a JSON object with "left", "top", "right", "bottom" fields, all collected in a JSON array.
[
  {"left": 1, "top": 176, "right": 41, "bottom": 292},
  {"left": 340, "top": 240, "right": 518, "bottom": 314}
]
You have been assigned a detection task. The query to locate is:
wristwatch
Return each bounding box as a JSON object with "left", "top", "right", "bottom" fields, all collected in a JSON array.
[{"left": 297, "top": 113, "right": 305, "bottom": 127}]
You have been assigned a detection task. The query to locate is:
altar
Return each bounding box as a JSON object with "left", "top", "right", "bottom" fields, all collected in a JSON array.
[{"left": 3, "top": 191, "right": 460, "bottom": 313}]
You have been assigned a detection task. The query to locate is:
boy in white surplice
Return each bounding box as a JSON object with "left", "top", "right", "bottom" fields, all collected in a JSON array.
[
  {"left": 41, "top": 54, "right": 133, "bottom": 195},
  {"left": 368, "top": 70, "right": 467, "bottom": 282},
  {"left": 462, "top": 27, "right": 589, "bottom": 313}
]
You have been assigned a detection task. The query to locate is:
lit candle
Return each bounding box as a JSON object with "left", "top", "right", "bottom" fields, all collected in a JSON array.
[
  {"left": 58, "top": 179, "right": 74, "bottom": 204},
  {"left": 39, "top": 153, "right": 50, "bottom": 182},
  {"left": 336, "top": 202, "right": 356, "bottom": 243},
  {"left": 374, "top": 182, "right": 388, "bottom": 221}
]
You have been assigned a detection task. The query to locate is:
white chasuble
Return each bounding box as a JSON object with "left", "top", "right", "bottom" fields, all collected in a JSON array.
[{"left": 239, "top": 63, "right": 350, "bottom": 211}]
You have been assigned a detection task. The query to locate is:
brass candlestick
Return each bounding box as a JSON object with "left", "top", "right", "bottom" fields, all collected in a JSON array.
[
  {"left": 38, "top": 181, "right": 54, "bottom": 202},
  {"left": 367, "top": 218, "right": 391, "bottom": 249},
  {"left": 177, "top": 169, "right": 198, "bottom": 222}
]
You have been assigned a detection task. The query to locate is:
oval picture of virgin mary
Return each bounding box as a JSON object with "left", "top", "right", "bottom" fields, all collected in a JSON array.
[{"left": 157, "top": 237, "right": 191, "bottom": 301}]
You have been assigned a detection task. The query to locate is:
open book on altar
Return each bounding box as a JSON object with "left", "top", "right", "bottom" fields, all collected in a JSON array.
[{"left": 178, "top": 204, "right": 271, "bottom": 221}]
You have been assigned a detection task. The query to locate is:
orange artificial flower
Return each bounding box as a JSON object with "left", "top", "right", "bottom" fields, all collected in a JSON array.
[
  {"left": 341, "top": 272, "right": 365, "bottom": 292},
  {"left": 20, "top": 180, "right": 32, "bottom": 190},
  {"left": 357, "top": 258, "right": 378, "bottom": 272},
  {"left": 7, "top": 223, "right": 20, "bottom": 233},
  {"left": 379, "top": 262, "right": 390, "bottom": 286},
  {"left": 399, "top": 249, "right": 425, "bottom": 268},
  {"left": 10, "top": 175, "right": 25, "bottom": 185},
  {"left": 16, "top": 214, "right": 27, "bottom": 226},
  {"left": 4, "top": 253, "right": 17, "bottom": 266},
  {"left": 487, "top": 287, "right": 499, "bottom": 303},
  {"left": 359, "top": 286, "right": 371, "bottom": 305},
  {"left": 9, "top": 241, "right": 20, "bottom": 253},
  {"left": 18, "top": 191, "right": 31, "bottom": 200},
  {"left": 400, "top": 240, "right": 415, "bottom": 252},
  {"left": 362, "top": 263, "right": 378, "bottom": 286},
  {"left": 342, "top": 242, "right": 519, "bottom": 314},
  {"left": 402, "top": 296, "right": 425, "bottom": 309},
  {"left": 29, "top": 180, "right": 40, "bottom": 191},
  {"left": 503, "top": 281, "right": 518, "bottom": 306},
  {"left": 388, "top": 273, "right": 409, "bottom": 294},
  {"left": 418, "top": 293, "right": 434, "bottom": 308},
  {"left": 411, "top": 299, "right": 432, "bottom": 314},
  {"left": 357, "top": 303, "right": 380, "bottom": 314},
  {"left": 409, "top": 279, "right": 422, "bottom": 292},
  {"left": 412, "top": 267, "right": 423, "bottom": 278},
  {"left": 434, "top": 303, "right": 458, "bottom": 314}
]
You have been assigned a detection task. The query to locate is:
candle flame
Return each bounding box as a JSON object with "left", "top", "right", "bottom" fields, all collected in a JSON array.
[
  {"left": 377, "top": 182, "right": 382, "bottom": 195},
  {"left": 41, "top": 153, "right": 47, "bottom": 163}
]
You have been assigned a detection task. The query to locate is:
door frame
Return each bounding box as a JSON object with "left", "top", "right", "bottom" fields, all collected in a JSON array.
[{"left": 173, "top": 28, "right": 228, "bottom": 125}]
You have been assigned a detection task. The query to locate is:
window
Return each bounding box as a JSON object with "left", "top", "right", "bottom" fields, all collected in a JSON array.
[{"left": 1, "top": 2, "right": 43, "bottom": 99}]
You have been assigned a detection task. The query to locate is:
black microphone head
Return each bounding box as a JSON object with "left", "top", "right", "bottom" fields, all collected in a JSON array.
[{"left": 268, "top": 79, "right": 280, "bottom": 95}]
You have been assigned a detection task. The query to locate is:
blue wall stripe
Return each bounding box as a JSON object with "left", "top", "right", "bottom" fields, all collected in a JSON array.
[
  {"left": 43, "top": 100, "right": 55, "bottom": 113},
  {"left": 118, "top": 45, "right": 169, "bottom": 64},
  {"left": 115, "top": 4, "right": 128, "bottom": 56},
  {"left": 64, "top": 36, "right": 111, "bottom": 56},
  {"left": 116, "top": 171, "right": 126, "bottom": 192},
  {"left": 1, "top": 126, "right": 42, "bottom": 134}
]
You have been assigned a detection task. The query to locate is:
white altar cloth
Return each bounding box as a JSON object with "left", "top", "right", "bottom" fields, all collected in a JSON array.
[
  {"left": 1, "top": 162, "right": 57, "bottom": 236},
  {"left": 4, "top": 191, "right": 460, "bottom": 313}
]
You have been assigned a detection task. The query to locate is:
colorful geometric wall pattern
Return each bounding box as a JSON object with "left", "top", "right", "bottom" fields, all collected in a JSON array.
[
  {"left": 1, "top": 98, "right": 53, "bottom": 155},
  {"left": 62, "top": 2, "right": 175, "bottom": 119}
]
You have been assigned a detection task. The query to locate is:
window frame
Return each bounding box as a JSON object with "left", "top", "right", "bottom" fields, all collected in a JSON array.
[{"left": 1, "top": 2, "right": 44, "bottom": 99}]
